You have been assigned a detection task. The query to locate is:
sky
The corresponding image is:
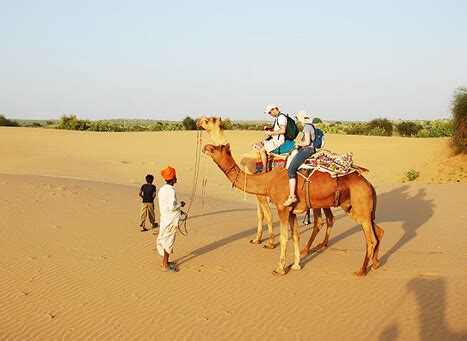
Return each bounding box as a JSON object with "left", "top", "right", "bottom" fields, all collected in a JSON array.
[{"left": 1, "top": 0, "right": 467, "bottom": 121}]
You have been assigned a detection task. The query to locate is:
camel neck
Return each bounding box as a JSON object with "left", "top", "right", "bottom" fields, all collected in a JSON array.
[{"left": 215, "top": 156, "right": 269, "bottom": 196}]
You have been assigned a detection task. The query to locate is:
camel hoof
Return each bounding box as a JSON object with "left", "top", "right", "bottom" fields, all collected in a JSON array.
[
  {"left": 272, "top": 268, "right": 286, "bottom": 276},
  {"left": 249, "top": 239, "right": 261, "bottom": 245},
  {"left": 263, "top": 243, "right": 275, "bottom": 249},
  {"left": 300, "top": 249, "right": 309, "bottom": 257},
  {"left": 316, "top": 243, "right": 328, "bottom": 252},
  {"left": 371, "top": 261, "right": 380, "bottom": 270},
  {"left": 291, "top": 264, "right": 301, "bottom": 270},
  {"left": 353, "top": 269, "right": 367, "bottom": 277}
]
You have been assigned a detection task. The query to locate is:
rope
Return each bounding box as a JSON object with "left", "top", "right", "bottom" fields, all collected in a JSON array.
[{"left": 177, "top": 130, "right": 203, "bottom": 236}]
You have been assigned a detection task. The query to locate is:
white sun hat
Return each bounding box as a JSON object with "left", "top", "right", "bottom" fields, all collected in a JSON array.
[
  {"left": 264, "top": 104, "right": 278, "bottom": 114},
  {"left": 295, "top": 111, "right": 314, "bottom": 124}
]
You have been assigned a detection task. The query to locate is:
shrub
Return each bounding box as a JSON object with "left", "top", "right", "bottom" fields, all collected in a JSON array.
[
  {"left": 0, "top": 115, "right": 19, "bottom": 127},
  {"left": 59, "top": 115, "right": 90, "bottom": 130},
  {"left": 405, "top": 169, "right": 419, "bottom": 181},
  {"left": 346, "top": 123, "right": 368, "bottom": 135},
  {"left": 221, "top": 118, "right": 234, "bottom": 130},
  {"left": 367, "top": 118, "right": 393, "bottom": 136},
  {"left": 312, "top": 117, "right": 322, "bottom": 123},
  {"left": 397, "top": 121, "right": 422, "bottom": 137},
  {"left": 425, "top": 120, "right": 454, "bottom": 137},
  {"left": 451, "top": 87, "right": 467, "bottom": 153},
  {"left": 369, "top": 126, "right": 386, "bottom": 136},
  {"left": 182, "top": 116, "right": 197, "bottom": 130}
]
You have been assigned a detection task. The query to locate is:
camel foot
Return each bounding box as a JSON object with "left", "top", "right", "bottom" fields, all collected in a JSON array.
[
  {"left": 272, "top": 268, "right": 286, "bottom": 276},
  {"left": 249, "top": 239, "right": 261, "bottom": 245},
  {"left": 291, "top": 264, "right": 301, "bottom": 270},
  {"left": 315, "top": 243, "right": 328, "bottom": 252},
  {"left": 353, "top": 269, "right": 367, "bottom": 277},
  {"left": 263, "top": 242, "right": 275, "bottom": 249},
  {"left": 300, "top": 248, "right": 309, "bottom": 257},
  {"left": 371, "top": 260, "right": 380, "bottom": 270}
]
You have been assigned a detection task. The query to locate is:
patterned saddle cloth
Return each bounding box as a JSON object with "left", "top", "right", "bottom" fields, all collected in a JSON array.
[{"left": 255, "top": 149, "right": 358, "bottom": 177}]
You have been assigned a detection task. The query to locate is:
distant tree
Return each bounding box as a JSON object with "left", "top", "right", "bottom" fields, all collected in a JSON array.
[
  {"left": 312, "top": 117, "right": 322, "bottom": 123},
  {"left": 221, "top": 118, "right": 234, "bottom": 130},
  {"left": 451, "top": 87, "right": 467, "bottom": 153},
  {"left": 367, "top": 118, "right": 393, "bottom": 136},
  {"left": 59, "top": 115, "right": 90, "bottom": 131},
  {"left": 182, "top": 116, "right": 197, "bottom": 130},
  {"left": 397, "top": 121, "right": 422, "bottom": 137},
  {"left": 0, "top": 115, "right": 19, "bottom": 127}
]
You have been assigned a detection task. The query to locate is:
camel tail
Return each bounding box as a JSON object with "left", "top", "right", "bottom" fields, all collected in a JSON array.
[{"left": 370, "top": 183, "right": 377, "bottom": 222}]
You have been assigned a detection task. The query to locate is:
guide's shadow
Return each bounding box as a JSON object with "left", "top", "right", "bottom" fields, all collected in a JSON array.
[{"left": 379, "top": 277, "right": 466, "bottom": 340}]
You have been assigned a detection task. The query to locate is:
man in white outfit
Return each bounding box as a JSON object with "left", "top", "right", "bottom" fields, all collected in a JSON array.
[{"left": 157, "top": 166, "right": 185, "bottom": 272}]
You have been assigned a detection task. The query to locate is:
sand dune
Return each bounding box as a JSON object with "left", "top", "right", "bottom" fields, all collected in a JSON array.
[{"left": 1, "top": 127, "right": 466, "bottom": 339}]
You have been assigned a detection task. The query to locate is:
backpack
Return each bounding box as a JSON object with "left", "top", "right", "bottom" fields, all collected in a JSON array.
[
  {"left": 311, "top": 124, "right": 325, "bottom": 149},
  {"left": 276, "top": 113, "right": 299, "bottom": 140}
]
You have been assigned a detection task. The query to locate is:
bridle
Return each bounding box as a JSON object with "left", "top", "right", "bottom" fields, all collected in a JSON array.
[{"left": 224, "top": 163, "right": 241, "bottom": 188}]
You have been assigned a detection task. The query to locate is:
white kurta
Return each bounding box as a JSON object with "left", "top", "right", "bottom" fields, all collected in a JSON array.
[{"left": 156, "top": 184, "right": 181, "bottom": 256}]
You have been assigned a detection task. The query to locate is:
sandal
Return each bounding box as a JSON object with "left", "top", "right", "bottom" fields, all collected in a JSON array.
[
  {"left": 161, "top": 266, "right": 178, "bottom": 273},
  {"left": 283, "top": 196, "right": 297, "bottom": 207}
]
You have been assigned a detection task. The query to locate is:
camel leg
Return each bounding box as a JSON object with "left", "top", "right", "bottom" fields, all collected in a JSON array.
[
  {"left": 249, "top": 196, "right": 264, "bottom": 245},
  {"left": 290, "top": 214, "right": 301, "bottom": 270},
  {"left": 354, "top": 219, "right": 378, "bottom": 277},
  {"left": 300, "top": 208, "right": 323, "bottom": 256},
  {"left": 371, "top": 223, "right": 384, "bottom": 269},
  {"left": 316, "top": 208, "right": 335, "bottom": 251},
  {"left": 261, "top": 196, "right": 275, "bottom": 249},
  {"left": 273, "top": 207, "right": 290, "bottom": 276}
]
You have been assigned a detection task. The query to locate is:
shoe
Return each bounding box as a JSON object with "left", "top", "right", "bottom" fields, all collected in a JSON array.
[
  {"left": 152, "top": 223, "right": 159, "bottom": 228},
  {"left": 140, "top": 227, "right": 148, "bottom": 232},
  {"left": 283, "top": 196, "right": 297, "bottom": 207},
  {"left": 161, "top": 266, "right": 178, "bottom": 273}
]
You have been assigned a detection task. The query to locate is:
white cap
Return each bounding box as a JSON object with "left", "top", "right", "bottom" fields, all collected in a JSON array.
[
  {"left": 264, "top": 104, "right": 278, "bottom": 114},
  {"left": 295, "top": 111, "right": 313, "bottom": 124}
]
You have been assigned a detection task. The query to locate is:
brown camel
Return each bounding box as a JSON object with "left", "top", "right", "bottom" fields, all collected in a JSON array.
[
  {"left": 196, "top": 116, "right": 335, "bottom": 253},
  {"left": 203, "top": 143, "right": 384, "bottom": 276}
]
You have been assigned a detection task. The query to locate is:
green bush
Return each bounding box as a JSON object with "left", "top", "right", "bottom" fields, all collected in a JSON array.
[
  {"left": 312, "top": 117, "right": 322, "bottom": 123},
  {"left": 221, "top": 118, "right": 234, "bottom": 130},
  {"left": 0, "top": 115, "right": 19, "bottom": 127},
  {"left": 451, "top": 87, "right": 467, "bottom": 153},
  {"left": 369, "top": 126, "right": 386, "bottom": 136},
  {"left": 420, "top": 120, "right": 454, "bottom": 137},
  {"left": 346, "top": 123, "right": 368, "bottom": 135},
  {"left": 367, "top": 118, "right": 393, "bottom": 136},
  {"left": 405, "top": 169, "right": 419, "bottom": 181},
  {"left": 59, "top": 115, "right": 90, "bottom": 130},
  {"left": 182, "top": 116, "right": 197, "bottom": 130},
  {"left": 397, "top": 121, "right": 422, "bottom": 137}
]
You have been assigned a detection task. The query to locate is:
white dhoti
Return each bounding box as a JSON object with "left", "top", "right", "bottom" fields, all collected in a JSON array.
[
  {"left": 157, "top": 184, "right": 182, "bottom": 256},
  {"left": 157, "top": 220, "right": 178, "bottom": 256}
]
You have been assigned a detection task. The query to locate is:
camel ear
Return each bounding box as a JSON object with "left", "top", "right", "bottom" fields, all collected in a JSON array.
[{"left": 225, "top": 143, "right": 230, "bottom": 150}]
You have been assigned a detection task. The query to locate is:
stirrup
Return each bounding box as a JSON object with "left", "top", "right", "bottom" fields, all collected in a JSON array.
[{"left": 283, "top": 196, "right": 297, "bottom": 207}]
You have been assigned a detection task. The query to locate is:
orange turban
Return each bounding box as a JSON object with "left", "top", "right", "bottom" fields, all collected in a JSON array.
[{"left": 160, "top": 166, "right": 176, "bottom": 181}]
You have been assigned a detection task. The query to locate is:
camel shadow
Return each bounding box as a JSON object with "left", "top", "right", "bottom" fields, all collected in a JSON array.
[
  {"left": 175, "top": 211, "right": 347, "bottom": 266},
  {"left": 301, "top": 185, "right": 434, "bottom": 268},
  {"left": 379, "top": 277, "right": 466, "bottom": 340}
]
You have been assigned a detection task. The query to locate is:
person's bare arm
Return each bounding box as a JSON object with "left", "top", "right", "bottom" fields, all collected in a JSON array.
[
  {"left": 266, "top": 124, "right": 286, "bottom": 136},
  {"left": 296, "top": 131, "right": 311, "bottom": 147}
]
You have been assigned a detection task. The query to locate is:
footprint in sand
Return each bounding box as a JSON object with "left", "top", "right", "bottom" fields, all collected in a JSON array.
[{"left": 418, "top": 272, "right": 442, "bottom": 277}]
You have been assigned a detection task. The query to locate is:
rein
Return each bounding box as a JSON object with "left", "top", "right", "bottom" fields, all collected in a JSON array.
[
  {"left": 225, "top": 163, "right": 241, "bottom": 188},
  {"left": 177, "top": 130, "right": 204, "bottom": 236}
]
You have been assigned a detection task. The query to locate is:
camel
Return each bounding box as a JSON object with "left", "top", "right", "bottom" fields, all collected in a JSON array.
[
  {"left": 203, "top": 143, "right": 384, "bottom": 276},
  {"left": 196, "top": 116, "right": 335, "bottom": 254}
]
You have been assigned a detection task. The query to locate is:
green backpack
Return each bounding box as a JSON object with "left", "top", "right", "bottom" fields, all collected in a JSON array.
[{"left": 277, "top": 113, "right": 299, "bottom": 140}]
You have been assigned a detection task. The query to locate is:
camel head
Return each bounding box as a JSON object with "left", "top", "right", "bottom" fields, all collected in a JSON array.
[
  {"left": 196, "top": 116, "right": 223, "bottom": 132},
  {"left": 202, "top": 143, "right": 234, "bottom": 169}
]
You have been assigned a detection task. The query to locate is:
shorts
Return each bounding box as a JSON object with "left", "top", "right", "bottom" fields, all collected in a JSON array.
[{"left": 271, "top": 139, "right": 296, "bottom": 154}]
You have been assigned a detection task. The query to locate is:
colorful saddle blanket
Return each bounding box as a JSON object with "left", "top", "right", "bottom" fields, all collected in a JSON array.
[{"left": 255, "top": 149, "right": 355, "bottom": 177}]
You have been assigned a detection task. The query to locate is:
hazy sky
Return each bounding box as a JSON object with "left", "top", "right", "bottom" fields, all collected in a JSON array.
[{"left": 1, "top": 0, "right": 466, "bottom": 121}]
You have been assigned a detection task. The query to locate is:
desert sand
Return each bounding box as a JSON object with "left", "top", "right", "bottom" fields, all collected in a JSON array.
[{"left": 0, "top": 126, "right": 466, "bottom": 340}]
